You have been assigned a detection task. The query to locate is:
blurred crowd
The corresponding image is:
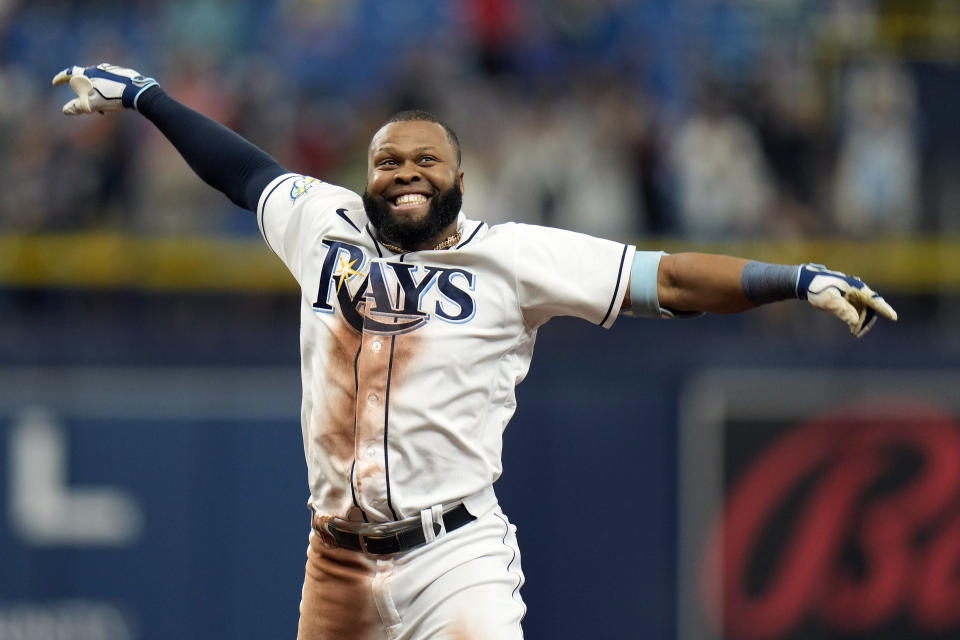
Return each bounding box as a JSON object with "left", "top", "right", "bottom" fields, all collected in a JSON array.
[{"left": 0, "top": 0, "right": 948, "bottom": 240}]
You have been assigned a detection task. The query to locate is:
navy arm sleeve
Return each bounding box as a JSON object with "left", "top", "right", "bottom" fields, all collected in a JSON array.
[{"left": 136, "top": 86, "right": 286, "bottom": 212}]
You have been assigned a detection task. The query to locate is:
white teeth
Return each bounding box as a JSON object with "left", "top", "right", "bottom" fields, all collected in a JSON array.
[{"left": 395, "top": 194, "right": 427, "bottom": 206}]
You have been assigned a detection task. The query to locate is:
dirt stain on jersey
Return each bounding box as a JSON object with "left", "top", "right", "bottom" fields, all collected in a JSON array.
[
  {"left": 310, "top": 513, "right": 337, "bottom": 548},
  {"left": 317, "top": 317, "right": 362, "bottom": 507},
  {"left": 357, "top": 463, "right": 385, "bottom": 481},
  {"left": 354, "top": 330, "right": 421, "bottom": 477},
  {"left": 297, "top": 532, "right": 380, "bottom": 640},
  {"left": 356, "top": 324, "right": 420, "bottom": 518},
  {"left": 320, "top": 318, "right": 362, "bottom": 458},
  {"left": 445, "top": 619, "right": 476, "bottom": 640},
  {"left": 388, "top": 331, "right": 422, "bottom": 386}
]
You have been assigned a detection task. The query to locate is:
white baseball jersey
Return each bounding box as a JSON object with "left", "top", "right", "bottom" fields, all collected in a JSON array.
[{"left": 258, "top": 173, "right": 636, "bottom": 523}]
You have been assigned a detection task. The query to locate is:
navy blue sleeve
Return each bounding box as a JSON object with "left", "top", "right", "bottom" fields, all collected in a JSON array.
[{"left": 136, "top": 85, "right": 287, "bottom": 212}]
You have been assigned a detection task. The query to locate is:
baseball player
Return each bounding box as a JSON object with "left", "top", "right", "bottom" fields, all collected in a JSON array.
[{"left": 54, "top": 64, "right": 897, "bottom": 640}]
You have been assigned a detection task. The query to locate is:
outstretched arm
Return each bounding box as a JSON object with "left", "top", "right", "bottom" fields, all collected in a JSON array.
[
  {"left": 625, "top": 252, "right": 898, "bottom": 338},
  {"left": 53, "top": 63, "right": 287, "bottom": 212},
  {"left": 656, "top": 253, "right": 752, "bottom": 314}
]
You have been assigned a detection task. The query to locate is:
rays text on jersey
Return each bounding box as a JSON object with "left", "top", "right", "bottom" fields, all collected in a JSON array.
[{"left": 313, "top": 240, "right": 476, "bottom": 335}]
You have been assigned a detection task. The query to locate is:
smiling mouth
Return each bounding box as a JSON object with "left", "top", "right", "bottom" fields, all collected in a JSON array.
[{"left": 391, "top": 193, "right": 430, "bottom": 210}]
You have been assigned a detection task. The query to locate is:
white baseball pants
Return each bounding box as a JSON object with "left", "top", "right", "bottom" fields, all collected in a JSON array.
[{"left": 297, "top": 505, "right": 526, "bottom": 639}]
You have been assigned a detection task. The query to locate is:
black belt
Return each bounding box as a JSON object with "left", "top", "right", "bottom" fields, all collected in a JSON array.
[{"left": 317, "top": 504, "right": 475, "bottom": 555}]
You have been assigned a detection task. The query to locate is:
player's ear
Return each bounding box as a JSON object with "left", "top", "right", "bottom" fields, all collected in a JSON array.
[{"left": 457, "top": 170, "right": 465, "bottom": 196}]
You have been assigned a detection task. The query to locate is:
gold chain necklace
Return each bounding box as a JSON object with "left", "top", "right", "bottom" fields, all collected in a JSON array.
[{"left": 380, "top": 230, "right": 462, "bottom": 254}]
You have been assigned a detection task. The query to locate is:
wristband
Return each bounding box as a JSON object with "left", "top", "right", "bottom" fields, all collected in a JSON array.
[
  {"left": 740, "top": 261, "right": 801, "bottom": 305},
  {"left": 628, "top": 251, "right": 665, "bottom": 318},
  {"left": 628, "top": 251, "right": 704, "bottom": 319},
  {"left": 131, "top": 81, "right": 160, "bottom": 111}
]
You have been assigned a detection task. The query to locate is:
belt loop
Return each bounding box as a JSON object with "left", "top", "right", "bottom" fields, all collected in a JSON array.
[
  {"left": 431, "top": 504, "right": 446, "bottom": 538},
  {"left": 420, "top": 504, "right": 447, "bottom": 543},
  {"left": 420, "top": 507, "right": 436, "bottom": 543}
]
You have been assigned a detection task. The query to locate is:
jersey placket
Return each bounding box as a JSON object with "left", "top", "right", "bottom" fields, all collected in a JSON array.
[{"left": 353, "top": 269, "right": 399, "bottom": 521}]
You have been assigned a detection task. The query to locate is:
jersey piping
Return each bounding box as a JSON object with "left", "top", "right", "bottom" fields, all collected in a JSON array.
[
  {"left": 380, "top": 254, "right": 407, "bottom": 521},
  {"left": 366, "top": 223, "right": 384, "bottom": 258},
  {"left": 494, "top": 511, "right": 527, "bottom": 622},
  {"left": 351, "top": 339, "right": 369, "bottom": 522},
  {"left": 457, "top": 222, "right": 486, "bottom": 249},
  {"left": 257, "top": 173, "right": 297, "bottom": 253},
  {"left": 599, "top": 244, "right": 630, "bottom": 326},
  {"left": 383, "top": 333, "right": 401, "bottom": 520}
]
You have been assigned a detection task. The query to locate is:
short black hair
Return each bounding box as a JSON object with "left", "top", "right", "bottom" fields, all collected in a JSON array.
[{"left": 381, "top": 110, "right": 462, "bottom": 166}]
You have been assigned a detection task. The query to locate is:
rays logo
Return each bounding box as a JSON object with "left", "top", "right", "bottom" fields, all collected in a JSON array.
[
  {"left": 313, "top": 240, "right": 476, "bottom": 335},
  {"left": 290, "top": 177, "right": 320, "bottom": 200}
]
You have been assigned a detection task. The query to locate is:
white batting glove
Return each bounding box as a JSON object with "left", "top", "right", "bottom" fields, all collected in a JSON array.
[
  {"left": 52, "top": 63, "right": 157, "bottom": 115},
  {"left": 797, "top": 264, "right": 898, "bottom": 338}
]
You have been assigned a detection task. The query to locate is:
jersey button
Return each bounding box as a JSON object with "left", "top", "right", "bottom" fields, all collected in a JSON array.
[
  {"left": 371, "top": 340, "right": 382, "bottom": 353},
  {"left": 367, "top": 393, "right": 379, "bottom": 406},
  {"left": 365, "top": 445, "right": 377, "bottom": 459}
]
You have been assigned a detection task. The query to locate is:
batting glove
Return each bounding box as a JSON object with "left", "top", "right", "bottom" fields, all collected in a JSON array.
[
  {"left": 52, "top": 63, "right": 157, "bottom": 115},
  {"left": 798, "top": 264, "right": 898, "bottom": 338}
]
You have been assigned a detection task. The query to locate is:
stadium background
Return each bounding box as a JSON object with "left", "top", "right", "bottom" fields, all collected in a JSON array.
[{"left": 2, "top": 1, "right": 959, "bottom": 639}]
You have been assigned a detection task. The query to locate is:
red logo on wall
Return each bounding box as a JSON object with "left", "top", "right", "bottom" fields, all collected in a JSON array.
[{"left": 702, "top": 401, "right": 960, "bottom": 640}]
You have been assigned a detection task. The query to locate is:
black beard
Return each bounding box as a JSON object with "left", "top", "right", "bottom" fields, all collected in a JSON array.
[{"left": 363, "top": 183, "right": 462, "bottom": 249}]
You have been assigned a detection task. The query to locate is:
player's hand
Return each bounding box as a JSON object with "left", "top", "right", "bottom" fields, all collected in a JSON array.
[
  {"left": 52, "top": 63, "right": 157, "bottom": 115},
  {"left": 798, "top": 263, "right": 897, "bottom": 338}
]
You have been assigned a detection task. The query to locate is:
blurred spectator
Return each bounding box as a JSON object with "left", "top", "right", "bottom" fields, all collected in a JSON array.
[
  {"left": 484, "top": 95, "right": 574, "bottom": 227},
  {"left": 832, "top": 59, "right": 919, "bottom": 235},
  {"left": 134, "top": 52, "right": 241, "bottom": 233},
  {"left": 668, "top": 87, "right": 775, "bottom": 239},
  {"left": 751, "top": 48, "right": 831, "bottom": 236},
  {"left": 551, "top": 83, "right": 645, "bottom": 238},
  {"left": 460, "top": 0, "right": 523, "bottom": 76},
  {"left": 471, "top": 85, "right": 641, "bottom": 238},
  {"left": 0, "top": 63, "right": 47, "bottom": 230},
  {"left": 0, "top": 0, "right": 942, "bottom": 240},
  {"left": 445, "top": 80, "right": 514, "bottom": 223}
]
